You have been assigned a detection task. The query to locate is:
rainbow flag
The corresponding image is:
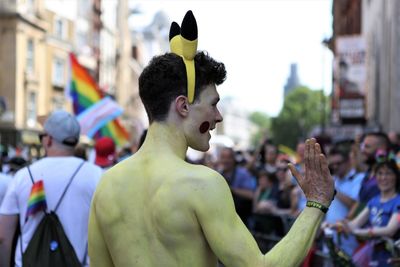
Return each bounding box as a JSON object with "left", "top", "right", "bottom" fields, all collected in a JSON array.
[
  {"left": 68, "top": 53, "right": 129, "bottom": 146},
  {"left": 25, "top": 180, "right": 47, "bottom": 221},
  {"left": 77, "top": 96, "right": 123, "bottom": 138}
]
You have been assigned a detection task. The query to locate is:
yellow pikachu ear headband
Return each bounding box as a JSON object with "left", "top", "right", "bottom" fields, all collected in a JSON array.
[{"left": 169, "top": 10, "right": 198, "bottom": 104}]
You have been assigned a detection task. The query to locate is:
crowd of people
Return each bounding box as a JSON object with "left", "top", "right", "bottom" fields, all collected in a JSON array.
[
  {"left": 192, "top": 131, "right": 400, "bottom": 267},
  {"left": 0, "top": 112, "right": 400, "bottom": 267},
  {"left": 0, "top": 111, "right": 142, "bottom": 266}
]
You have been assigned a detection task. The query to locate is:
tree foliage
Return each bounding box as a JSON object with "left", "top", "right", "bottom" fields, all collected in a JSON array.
[
  {"left": 271, "top": 86, "right": 328, "bottom": 149},
  {"left": 249, "top": 111, "right": 270, "bottom": 148}
]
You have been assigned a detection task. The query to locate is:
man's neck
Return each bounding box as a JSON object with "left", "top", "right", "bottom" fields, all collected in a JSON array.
[
  {"left": 46, "top": 150, "right": 74, "bottom": 157},
  {"left": 140, "top": 122, "right": 188, "bottom": 159}
]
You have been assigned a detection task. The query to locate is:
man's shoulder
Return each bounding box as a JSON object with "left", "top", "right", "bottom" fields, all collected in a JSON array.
[
  {"left": 91, "top": 159, "right": 135, "bottom": 200},
  {"left": 184, "top": 166, "right": 235, "bottom": 215},
  {"left": 28, "top": 157, "right": 102, "bottom": 181},
  {"left": 51, "top": 157, "right": 103, "bottom": 178},
  {"left": 191, "top": 163, "right": 226, "bottom": 180},
  {"left": 0, "top": 173, "right": 12, "bottom": 190},
  {"left": 12, "top": 165, "right": 30, "bottom": 184},
  {"left": 170, "top": 164, "right": 228, "bottom": 195},
  {"left": 80, "top": 160, "right": 103, "bottom": 174}
]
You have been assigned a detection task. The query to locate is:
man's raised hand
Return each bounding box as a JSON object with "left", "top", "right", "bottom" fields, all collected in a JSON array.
[{"left": 288, "top": 138, "right": 334, "bottom": 207}]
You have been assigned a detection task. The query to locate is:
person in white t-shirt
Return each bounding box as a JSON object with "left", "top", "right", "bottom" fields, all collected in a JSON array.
[
  {"left": 0, "top": 110, "right": 103, "bottom": 267},
  {"left": 0, "top": 173, "right": 12, "bottom": 206}
]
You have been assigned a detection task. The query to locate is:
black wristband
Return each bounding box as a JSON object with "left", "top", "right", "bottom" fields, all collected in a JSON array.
[{"left": 306, "top": 200, "right": 329, "bottom": 213}]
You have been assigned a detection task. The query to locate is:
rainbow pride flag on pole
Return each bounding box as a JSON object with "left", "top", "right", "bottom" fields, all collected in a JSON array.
[
  {"left": 25, "top": 180, "right": 47, "bottom": 221},
  {"left": 67, "top": 53, "right": 129, "bottom": 146}
]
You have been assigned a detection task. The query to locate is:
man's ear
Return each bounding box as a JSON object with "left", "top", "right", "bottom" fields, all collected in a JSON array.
[{"left": 175, "top": 95, "right": 189, "bottom": 117}]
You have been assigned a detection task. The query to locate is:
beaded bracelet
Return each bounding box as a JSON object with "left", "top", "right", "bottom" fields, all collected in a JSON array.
[{"left": 306, "top": 200, "right": 329, "bottom": 213}]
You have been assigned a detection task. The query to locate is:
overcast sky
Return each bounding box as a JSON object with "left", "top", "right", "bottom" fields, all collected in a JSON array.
[{"left": 130, "top": 0, "right": 334, "bottom": 116}]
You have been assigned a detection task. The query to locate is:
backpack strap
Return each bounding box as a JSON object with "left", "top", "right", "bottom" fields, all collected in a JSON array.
[
  {"left": 54, "top": 161, "right": 85, "bottom": 212},
  {"left": 82, "top": 243, "right": 88, "bottom": 266},
  {"left": 20, "top": 165, "right": 34, "bottom": 259},
  {"left": 27, "top": 165, "right": 35, "bottom": 184}
]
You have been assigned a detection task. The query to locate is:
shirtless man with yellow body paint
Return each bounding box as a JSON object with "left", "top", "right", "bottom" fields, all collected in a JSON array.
[{"left": 88, "top": 11, "right": 334, "bottom": 267}]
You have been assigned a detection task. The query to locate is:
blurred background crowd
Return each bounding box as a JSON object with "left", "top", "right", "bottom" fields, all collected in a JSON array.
[{"left": 2, "top": 128, "right": 400, "bottom": 266}]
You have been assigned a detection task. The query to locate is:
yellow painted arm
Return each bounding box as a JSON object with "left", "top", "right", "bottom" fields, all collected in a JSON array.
[
  {"left": 193, "top": 172, "right": 263, "bottom": 266},
  {"left": 264, "top": 207, "right": 323, "bottom": 266},
  {"left": 192, "top": 170, "right": 324, "bottom": 267}
]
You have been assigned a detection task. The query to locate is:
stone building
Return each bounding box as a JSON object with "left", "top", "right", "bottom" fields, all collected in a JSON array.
[
  {"left": 0, "top": 0, "right": 149, "bottom": 151},
  {"left": 0, "top": 0, "right": 49, "bottom": 151},
  {"left": 329, "top": 0, "right": 400, "bottom": 133},
  {"left": 362, "top": 0, "right": 400, "bottom": 132}
]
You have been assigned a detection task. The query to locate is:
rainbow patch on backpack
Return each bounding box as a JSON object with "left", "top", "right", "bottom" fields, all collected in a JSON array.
[{"left": 25, "top": 180, "right": 47, "bottom": 221}]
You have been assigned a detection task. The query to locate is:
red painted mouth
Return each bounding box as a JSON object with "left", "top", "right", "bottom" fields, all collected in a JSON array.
[{"left": 199, "top": 121, "right": 210, "bottom": 134}]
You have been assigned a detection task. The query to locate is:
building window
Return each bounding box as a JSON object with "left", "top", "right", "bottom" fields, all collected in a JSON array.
[
  {"left": 52, "top": 94, "right": 65, "bottom": 110},
  {"left": 52, "top": 57, "right": 65, "bottom": 86},
  {"left": 25, "top": 0, "right": 35, "bottom": 14},
  {"left": 26, "top": 39, "right": 34, "bottom": 74},
  {"left": 54, "top": 17, "right": 67, "bottom": 39},
  {"left": 26, "top": 91, "right": 36, "bottom": 128},
  {"left": 77, "top": 0, "right": 91, "bottom": 17}
]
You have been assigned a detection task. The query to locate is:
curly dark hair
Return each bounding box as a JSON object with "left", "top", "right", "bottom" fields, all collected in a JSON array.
[{"left": 139, "top": 51, "right": 226, "bottom": 122}]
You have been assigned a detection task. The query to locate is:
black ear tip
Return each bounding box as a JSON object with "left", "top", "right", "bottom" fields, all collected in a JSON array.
[
  {"left": 169, "top": 21, "right": 181, "bottom": 41},
  {"left": 183, "top": 10, "right": 196, "bottom": 24},
  {"left": 185, "top": 10, "right": 194, "bottom": 17},
  {"left": 181, "top": 10, "right": 197, "bottom": 41}
]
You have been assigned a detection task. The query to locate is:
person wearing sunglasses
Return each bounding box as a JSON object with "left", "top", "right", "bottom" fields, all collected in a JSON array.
[{"left": 322, "top": 147, "right": 365, "bottom": 256}]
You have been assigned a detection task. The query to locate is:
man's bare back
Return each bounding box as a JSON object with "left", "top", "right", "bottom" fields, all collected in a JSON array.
[
  {"left": 90, "top": 150, "right": 224, "bottom": 267},
  {"left": 90, "top": 125, "right": 334, "bottom": 267}
]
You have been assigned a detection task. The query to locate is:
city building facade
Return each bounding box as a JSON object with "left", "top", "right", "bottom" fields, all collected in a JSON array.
[
  {"left": 0, "top": 0, "right": 48, "bottom": 151},
  {"left": 329, "top": 0, "right": 400, "bottom": 135},
  {"left": 361, "top": 0, "right": 400, "bottom": 132},
  {"left": 0, "top": 0, "right": 149, "bottom": 151}
]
